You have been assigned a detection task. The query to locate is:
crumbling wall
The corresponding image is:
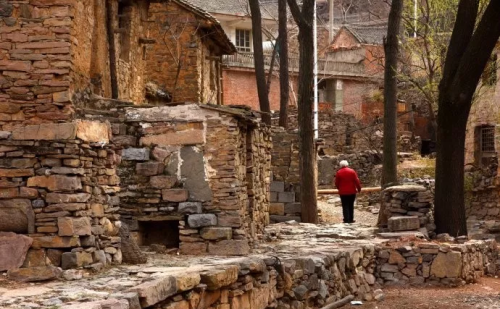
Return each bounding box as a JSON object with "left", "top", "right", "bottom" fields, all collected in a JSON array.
[{"left": 83, "top": 103, "right": 271, "bottom": 256}]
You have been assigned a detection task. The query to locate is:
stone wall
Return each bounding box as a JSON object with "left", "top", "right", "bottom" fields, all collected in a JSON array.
[
  {"left": 0, "top": 1, "right": 77, "bottom": 130},
  {"left": 375, "top": 240, "right": 498, "bottom": 286},
  {"left": 83, "top": 102, "right": 271, "bottom": 256},
  {"left": 0, "top": 120, "right": 121, "bottom": 279},
  {"left": 381, "top": 185, "right": 435, "bottom": 238}
]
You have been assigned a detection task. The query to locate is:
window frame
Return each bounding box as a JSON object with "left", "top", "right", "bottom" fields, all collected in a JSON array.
[{"left": 235, "top": 29, "right": 251, "bottom": 53}]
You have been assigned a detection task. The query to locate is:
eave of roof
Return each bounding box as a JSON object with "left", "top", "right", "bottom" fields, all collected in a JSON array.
[{"left": 172, "top": 0, "right": 237, "bottom": 54}]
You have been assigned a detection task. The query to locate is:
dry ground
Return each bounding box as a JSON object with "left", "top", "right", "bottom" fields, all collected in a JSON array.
[{"left": 345, "top": 277, "right": 500, "bottom": 309}]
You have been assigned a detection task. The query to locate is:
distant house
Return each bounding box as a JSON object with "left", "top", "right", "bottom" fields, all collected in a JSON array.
[{"left": 322, "top": 24, "right": 386, "bottom": 121}]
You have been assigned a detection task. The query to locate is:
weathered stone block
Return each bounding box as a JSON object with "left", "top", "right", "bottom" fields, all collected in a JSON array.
[
  {"left": 208, "top": 240, "right": 250, "bottom": 256},
  {"left": 284, "top": 203, "right": 301, "bottom": 214},
  {"left": 140, "top": 130, "right": 204, "bottom": 147},
  {"left": 27, "top": 175, "right": 82, "bottom": 192},
  {"left": 76, "top": 120, "right": 110, "bottom": 143},
  {"left": 200, "top": 227, "right": 232, "bottom": 240},
  {"left": 218, "top": 214, "right": 242, "bottom": 227},
  {"left": 122, "top": 148, "right": 150, "bottom": 161},
  {"left": 7, "top": 266, "right": 62, "bottom": 282},
  {"left": 22, "top": 249, "right": 47, "bottom": 268},
  {"left": 0, "top": 199, "right": 34, "bottom": 233},
  {"left": 188, "top": 214, "right": 217, "bottom": 228},
  {"left": 0, "top": 168, "right": 34, "bottom": 177},
  {"left": 270, "top": 215, "right": 301, "bottom": 223},
  {"left": 388, "top": 216, "right": 420, "bottom": 231},
  {"left": 46, "top": 193, "right": 91, "bottom": 203},
  {"left": 269, "top": 203, "right": 285, "bottom": 215},
  {"left": 12, "top": 123, "right": 77, "bottom": 140},
  {"left": 199, "top": 265, "right": 239, "bottom": 290},
  {"left": 57, "top": 217, "right": 91, "bottom": 236},
  {"left": 136, "top": 162, "right": 164, "bottom": 176},
  {"left": 430, "top": 251, "right": 462, "bottom": 278},
  {"left": 0, "top": 232, "right": 32, "bottom": 271},
  {"left": 176, "top": 273, "right": 201, "bottom": 292},
  {"left": 128, "top": 276, "right": 177, "bottom": 308},
  {"left": 179, "top": 242, "right": 207, "bottom": 255},
  {"left": 270, "top": 181, "right": 285, "bottom": 192},
  {"left": 31, "top": 236, "right": 80, "bottom": 249},
  {"left": 178, "top": 201, "right": 202, "bottom": 214},
  {"left": 162, "top": 189, "right": 188, "bottom": 202},
  {"left": 277, "top": 192, "right": 295, "bottom": 203},
  {"left": 150, "top": 175, "right": 177, "bottom": 189}
]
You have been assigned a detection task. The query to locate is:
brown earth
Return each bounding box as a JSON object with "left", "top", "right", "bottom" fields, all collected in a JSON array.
[{"left": 345, "top": 277, "right": 500, "bottom": 309}]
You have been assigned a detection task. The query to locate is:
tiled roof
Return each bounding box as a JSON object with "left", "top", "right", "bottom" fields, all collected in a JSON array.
[
  {"left": 344, "top": 23, "right": 387, "bottom": 45},
  {"left": 186, "top": 0, "right": 278, "bottom": 19},
  {"left": 172, "top": 0, "right": 237, "bottom": 54}
]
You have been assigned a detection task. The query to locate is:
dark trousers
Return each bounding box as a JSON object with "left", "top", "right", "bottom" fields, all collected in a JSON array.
[{"left": 340, "top": 194, "right": 356, "bottom": 223}]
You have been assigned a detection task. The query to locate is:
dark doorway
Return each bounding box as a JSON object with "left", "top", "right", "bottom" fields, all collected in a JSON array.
[
  {"left": 138, "top": 220, "right": 179, "bottom": 248},
  {"left": 421, "top": 139, "right": 436, "bottom": 156}
]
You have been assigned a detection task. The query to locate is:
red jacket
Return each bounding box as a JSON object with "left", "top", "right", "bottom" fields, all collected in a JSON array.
[{"left": 335, "top": 167, "right": 362, "bottom": 195}]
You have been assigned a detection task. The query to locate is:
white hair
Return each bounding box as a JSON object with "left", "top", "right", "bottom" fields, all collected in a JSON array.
[{"left": 339, "top": 160, "right": 349, "bottom": 167}]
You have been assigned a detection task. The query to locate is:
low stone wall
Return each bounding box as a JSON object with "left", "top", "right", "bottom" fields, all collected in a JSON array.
[
  {"left": 54, "top": 246, "right": 379, "bottom": 309},
  {"left": 382, "top": 185, "right": 435, "bottom": 237},
  {"left": 375, "top": 240, "right": 499, "bottom": 286},
  {"left": 269, "top": 180, "right": 301, "bottom": 223}
]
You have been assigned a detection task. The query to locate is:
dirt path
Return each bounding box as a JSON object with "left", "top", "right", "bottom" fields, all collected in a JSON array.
[
  {"left": 318, "top": 198, "right": 378, "bottom": 226},
  {"left": 344, "top": 277, "right": 500, "bottom": 309}
]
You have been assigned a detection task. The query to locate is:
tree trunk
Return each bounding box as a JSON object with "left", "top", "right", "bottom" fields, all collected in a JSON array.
[
  {"left": 287, "top": 0, "right": 318, "bottom": 224},
  {"left": 434, "top": 102, "right": 469, "bottom": 236},
  {"left": 434, "top": 0, "right": 500, "bottom": 236},
  {"left": 382, "top": 0, "right": 403, "bottom": 187},
  {"left": 278, "top": 0, "right": 290, "bottom": 128},
  {"left": 249, "top": 0, "right": 272, "bottom": 125},
  {"left": 266, "top": 37, "right": 279, "bottom": 94},
  {"left": 377, "top": 0, "right": 403, "bottom": 227}
]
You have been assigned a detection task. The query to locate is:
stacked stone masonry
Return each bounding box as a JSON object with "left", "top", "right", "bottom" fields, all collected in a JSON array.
[
  {"left": 382, "top": 185, "right": 436, "bottom": 238},
  {"left": 0, "top": 120, "right": 121, "bottom": 279},
  {"left": 375, "top": 240, "right": 499, "bottom": 286},
  {"left": 14, "top": 239, "right": 498, "bottom": 308},
  {"left": 82, "top": 102, "right": 271, "bottom": 256}
]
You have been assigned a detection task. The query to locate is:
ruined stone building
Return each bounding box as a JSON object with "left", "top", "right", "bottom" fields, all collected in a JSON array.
[{"left": 0, "top": 0, "right": 271, "bottom": 276}]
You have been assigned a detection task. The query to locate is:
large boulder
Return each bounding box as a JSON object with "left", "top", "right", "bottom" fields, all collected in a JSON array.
[{"left": 0, "top": 232, "right": 32, "bottom": 271}]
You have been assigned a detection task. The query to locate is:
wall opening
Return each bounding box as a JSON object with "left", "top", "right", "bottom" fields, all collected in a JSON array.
[
  {"left": 474, "top": 125, "right": 497, "bottom": 167},
  {"left": 138, "top": 220, "right": 179, "bottom": 248}
]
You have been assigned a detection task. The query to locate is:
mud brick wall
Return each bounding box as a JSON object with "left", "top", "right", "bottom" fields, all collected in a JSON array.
[
  {"left": 375, "top": 240, "right": 498, "bottom": 286},
  {"left": 0, "top": 120, "right": 121, "bottom": 277},
  {"left": 91, "top": 103, "right": 271, "bottom": 256},
  {"left": 382, "top": 185, "right": 435, "bottom": 238}
]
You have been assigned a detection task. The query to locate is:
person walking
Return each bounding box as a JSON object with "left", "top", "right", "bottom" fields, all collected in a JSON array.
[{"left": 334, "top": 160, "right": 361, "bottom": 224}]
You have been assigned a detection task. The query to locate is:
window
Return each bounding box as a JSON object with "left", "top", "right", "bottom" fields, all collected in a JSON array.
[
  {"left": 482, "top": 54, "right": 498, "bottom": 86},
  {"left": 235, "top": 29, "right": 251, "bottom": 52},
  {"left": 481, "top": 126, "right": 495, "bottom": 153}
]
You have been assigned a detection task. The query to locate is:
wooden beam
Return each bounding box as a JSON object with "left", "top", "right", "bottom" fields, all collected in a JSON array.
[
  {"left": 139, "top": 38, "right": 156, "bottom": 44},
  {"left": 318, "top": 187, "right": 382, "bottom": 195}
]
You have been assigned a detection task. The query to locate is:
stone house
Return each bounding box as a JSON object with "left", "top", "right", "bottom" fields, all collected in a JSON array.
[
  {"left": 0, "top": 0, "right": 271, "bottom": 276},
  {"left": 144, "top": 0, "right": 236, "bottom": 104}
]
